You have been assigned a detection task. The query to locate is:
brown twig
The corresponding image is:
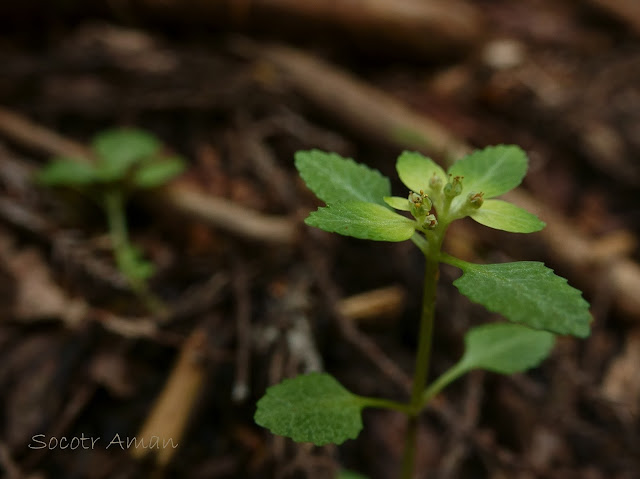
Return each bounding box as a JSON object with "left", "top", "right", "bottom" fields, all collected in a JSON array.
[
  {"left": 160, "top": 183, "right": 297, "bottom": 244},
  {"left": 0, "top": 107, "right": 91, "bottom": 160},
  {"left": 131, "top": 328, "right": 208, "bottom": 467},
  {"left": 231, "top": 40, "right": 470, "bottom": 161},
  {"left": 239, "top": 122, "right": 298, "bottom": 207},
  {"left": 133, "top": 0, "right": 483, "bottom": 58},
  {"left": 338, "top": 284, "right": 406, "bottom": 323},
  {"left": 585, "top": 0, "right": 640, "bottom": 36}
]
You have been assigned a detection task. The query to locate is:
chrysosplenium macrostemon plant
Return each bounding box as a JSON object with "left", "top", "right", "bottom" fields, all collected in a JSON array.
[{"left": 255, "top": 146, "right": 591, "bottom": 478}]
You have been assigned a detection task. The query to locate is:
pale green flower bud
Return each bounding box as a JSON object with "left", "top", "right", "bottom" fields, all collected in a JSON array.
[
  {"left": 444, "top": 175, "right": 463, "bottom": 198},
  {"left": 429, "top": 173, "right": 443, "bottom": 191},
  {"left": 408, "top": 190, "right": 432, "bottom": 218},
  {"left": 422, "top": 214, "right": 438, "bottom": 229},
  {"left": 467, "top": 192, "right": 484, "bottom": 208}
]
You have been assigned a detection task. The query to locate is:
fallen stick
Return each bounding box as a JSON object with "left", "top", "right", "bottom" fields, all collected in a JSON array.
[
  {"left": 0, "top": 107, "right": 91, "bottom": 160},
  {"left": 233, "top": 40, "right": 470, "bottom": 162},
  {"left": 338, "top": 284, "right": 406, "bottom": 323},
  {"left": 133, "top": 0, "right": 482, "bottom": 58},
  {"left": 161, "top": 183, "right": 297, "bottom": 244},
  {"left": 585, "top": 0, "right": 640, "bottom": 36},
  {"left": 131, "top": 328, "right": 208, "bottom": 466}
]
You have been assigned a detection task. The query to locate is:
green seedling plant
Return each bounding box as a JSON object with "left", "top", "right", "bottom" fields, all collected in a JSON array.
[
  {"left": 37, "top": 128, "right": 185, "bottom": 313},
  {"left": 255, "top": 146, "right": 591, "bottom": 478}
]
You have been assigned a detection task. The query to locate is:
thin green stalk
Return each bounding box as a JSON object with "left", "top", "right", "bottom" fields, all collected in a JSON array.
[
  {"left": 103, "top": 189, "right": 130, "bottom": 270},
  {"left": 103, "top": 189, "right": 166, "bottom": 315},
  {"left": 399, "top": 232, "right": 444, "bottom": 479},
  {"left": 422, "top": 364, "right": 465, "bottom": 406},
  {"left": 104, "top": 191, "right": 125, "bottom": 242},
  {"left": 358, "top": 396, "right": 415, "bottom": 415}
]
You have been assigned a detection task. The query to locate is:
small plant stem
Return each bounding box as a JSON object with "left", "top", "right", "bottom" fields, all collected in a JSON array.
[
  {"left": 104, "top": 189, "right": 130, "bottom": 269},
  {"left": 103, "top": 189, "right": 166, "bottom": 315},
  {"left": 400, "top": 232, "right": 444, "bottom": 479},
  {"left": 422, "top": 364, "right": 465, "bottom": 406}
]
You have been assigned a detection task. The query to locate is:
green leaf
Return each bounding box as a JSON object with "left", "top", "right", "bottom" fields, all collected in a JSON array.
[
  {"left": 423, "top": 322, "right": 555, "bottom": 403},
  {"left": 254, "top": 373, "right": 364, "bottom": 446},
  {"left": 383, "top": 196, "right": 411, "bottom": 211},
  {"left": 305, "top": 202, "right": 416, "bottom": 242},
  {"left": 93, "top": 129, "right": 161, "bottom": 181},
  {"left": 469, "top": 199, "right": 545, "bottom": 233},
  {"left": 295, "top": 150, "right": 390, "bottom": 206},
  {"left": 458, "top": 322, "right": 555, "bottom": 374},
  {"left": 444, "top": 257, "right": 591, "bottom": 337},
  {"left": 37, "top": 158, "right": 98, "bottom": 186},
  {"left": 396, "top": 151, "right": 446, "bottom": 196},
  {"left": 448, "top": 145, "right": 527, "bottom": 199},
  {"left": 132, "top": 157, "right": 186, "bottom": 188}
]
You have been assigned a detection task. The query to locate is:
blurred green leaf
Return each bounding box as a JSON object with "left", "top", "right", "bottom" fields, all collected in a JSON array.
[
  {"left": 93, "top": 129, "right": 161, "bottom": 181},
  {"left": 37, "top": 158, "right": 98, "bottom": 187},
  {"left": 133, "top": 157, "right": 185, "bottom": 188}
]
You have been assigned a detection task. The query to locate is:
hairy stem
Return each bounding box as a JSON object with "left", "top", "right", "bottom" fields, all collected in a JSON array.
[{"left": 400, "top": 235, "right": 443, "bottom": 479}]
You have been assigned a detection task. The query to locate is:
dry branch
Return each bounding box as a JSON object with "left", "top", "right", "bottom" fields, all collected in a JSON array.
[
  {"left": 586, "top": 0, "right": 640, "bottom": 36},
  {"left": 131, "top": 328, "right": 208, "bottom": 466},
  {"left": 0, "top": 107, "right": 91, "bottom": 160},
  {"left": 133, "top": 0, "right": 482, "bottom": 58},
  {"left": 161, "top": 183, "right": 297, "bottom": 244},
  {"left": 338, "top": 284, "right": 406, "bottom": 323},
  {"left": 234, "top": 40, "right": 470, "bottom": 162}
]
